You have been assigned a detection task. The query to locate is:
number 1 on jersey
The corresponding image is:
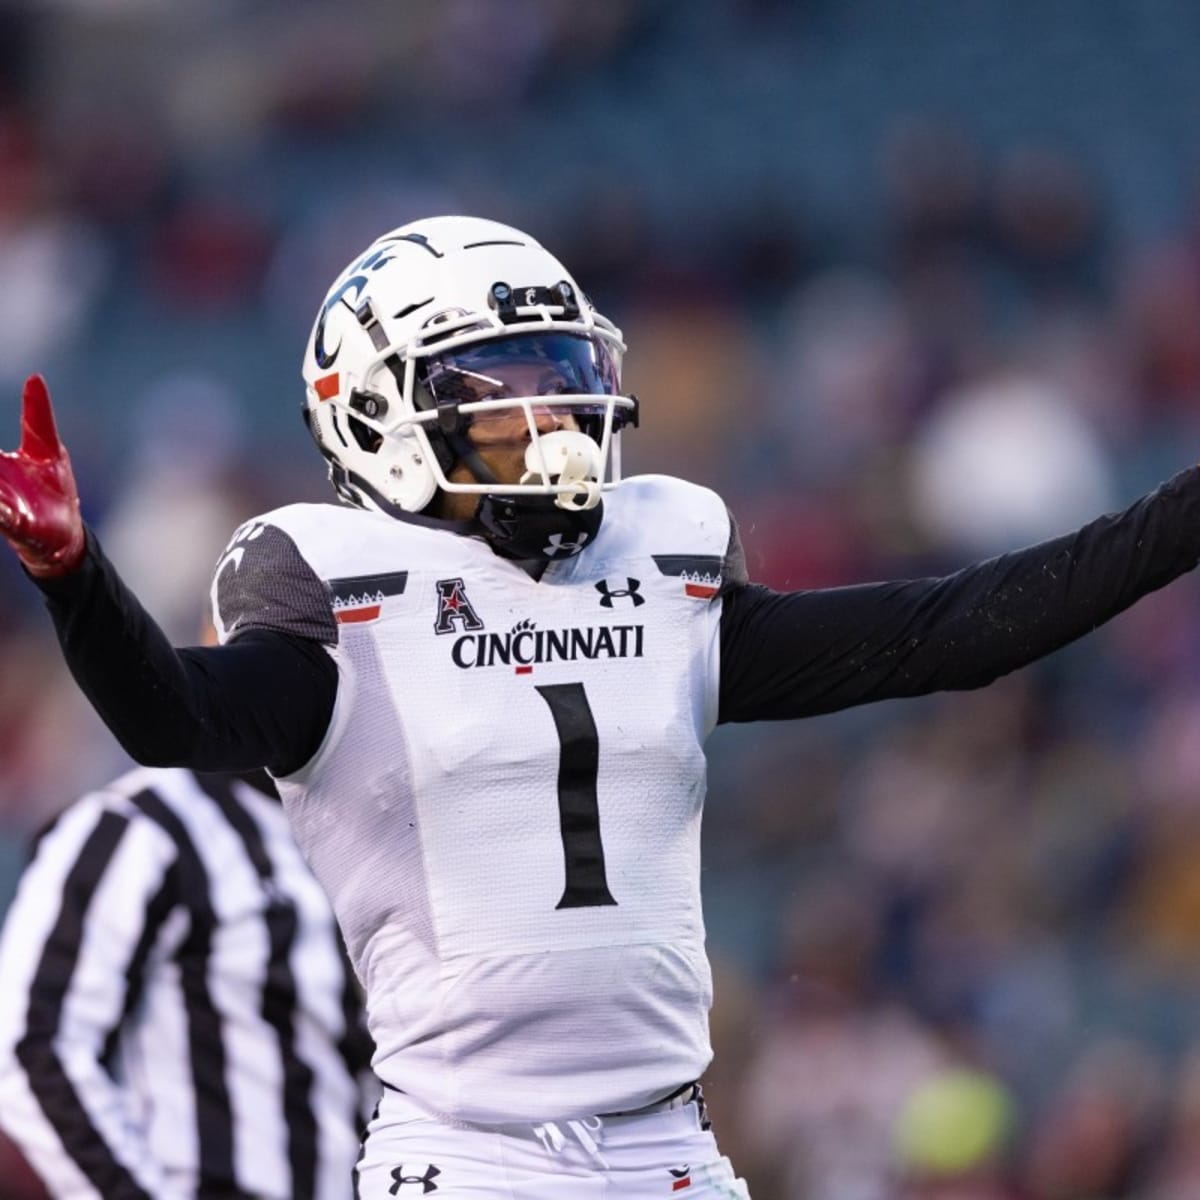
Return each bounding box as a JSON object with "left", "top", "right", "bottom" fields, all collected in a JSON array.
[{"left": 535, "top": 683, "right": 618, "bottom": 909}]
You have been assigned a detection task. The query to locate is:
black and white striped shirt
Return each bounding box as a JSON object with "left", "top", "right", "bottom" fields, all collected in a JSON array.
[{"left": 0, "top": 767, "right": 373, "bottom": 1200}]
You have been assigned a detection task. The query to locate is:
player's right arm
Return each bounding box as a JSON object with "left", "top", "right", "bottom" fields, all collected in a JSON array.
[{"left": 0, "top": 376, "right": 335, "bottom": 775}]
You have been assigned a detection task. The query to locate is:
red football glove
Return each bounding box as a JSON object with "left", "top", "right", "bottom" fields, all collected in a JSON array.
[{"left": 0, "top": 375, "right": 85, "bottom": 579}]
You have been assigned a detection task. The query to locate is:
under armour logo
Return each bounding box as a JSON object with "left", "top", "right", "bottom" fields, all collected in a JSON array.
[
  {"left": 595, "top": 577, "right": 644, "bottom": 608},
  {"left": 544, "top": 532, "right": 589, "bottom": 557},
  {"left": 389, "top": 1164, "right": 440, "bottom": 1194}
]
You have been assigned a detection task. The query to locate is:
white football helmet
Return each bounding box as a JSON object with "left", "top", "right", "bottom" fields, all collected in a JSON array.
[{"left": 301, "top": 216, "right": 636, "bottom": 536}]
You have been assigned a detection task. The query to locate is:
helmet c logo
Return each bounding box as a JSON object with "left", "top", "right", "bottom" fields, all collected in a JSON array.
[
  {"left": 313, "top": 277, "right": 366, "bottom": 369},
  {"left": 313, "top": 246, "right": 400, "bottom": 368}
]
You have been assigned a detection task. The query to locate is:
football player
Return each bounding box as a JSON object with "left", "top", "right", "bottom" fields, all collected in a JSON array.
[{"left": 4, "top": 216, "right": 1200, "bottom": 1198}]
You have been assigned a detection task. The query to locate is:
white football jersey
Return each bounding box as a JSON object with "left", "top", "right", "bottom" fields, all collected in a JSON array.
[{"left": 211, "top": 475, "right": 735, "bottom": 1124}]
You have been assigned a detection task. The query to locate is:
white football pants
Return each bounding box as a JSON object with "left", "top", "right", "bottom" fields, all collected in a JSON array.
[{"left": 355, "top": 1086, "right": 751, "bottom": 1199}]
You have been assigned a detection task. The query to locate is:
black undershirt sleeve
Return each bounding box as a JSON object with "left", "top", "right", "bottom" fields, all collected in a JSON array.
[
  {"left": 34, "top": 530, "right": 336, "bottom": 775},
  {"left": 718, "top": 466, "right": 1200, "bottom": 723}
]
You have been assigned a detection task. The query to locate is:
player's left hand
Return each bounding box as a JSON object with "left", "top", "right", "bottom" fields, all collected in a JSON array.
[{"left": 0, "top": 375, "right": 85, "bottom": 578}]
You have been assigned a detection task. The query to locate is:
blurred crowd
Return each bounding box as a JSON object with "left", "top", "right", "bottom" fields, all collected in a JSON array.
[{"left": 5, "top": 2, "right": 1200, "bottom": 1197}]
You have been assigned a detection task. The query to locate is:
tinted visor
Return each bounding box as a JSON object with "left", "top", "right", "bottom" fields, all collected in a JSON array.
[{"left": 419, "top": 333, "right": 627, "bottom": 431}]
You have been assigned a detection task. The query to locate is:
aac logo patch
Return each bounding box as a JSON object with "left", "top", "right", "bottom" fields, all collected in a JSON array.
[{"left": 433, "top": 578, "right": 485, "bottom": 635}]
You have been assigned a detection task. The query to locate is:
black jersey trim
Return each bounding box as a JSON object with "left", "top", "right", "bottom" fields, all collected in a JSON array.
[
  {"left": 328, "top": 571, "right": 409, "bottom": 604},
  {"left": 651, "top": 554, "right": 724, "bottom": 578}
]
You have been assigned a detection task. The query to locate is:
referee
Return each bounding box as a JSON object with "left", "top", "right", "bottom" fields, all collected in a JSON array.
[{"left": 0, "top": 765, "right": 375, "bottom": 1200}]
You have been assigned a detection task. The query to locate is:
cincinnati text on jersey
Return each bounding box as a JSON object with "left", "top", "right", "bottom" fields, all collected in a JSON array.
[{"left": 450, "top": 619, "right": 645, "bottom": 673}]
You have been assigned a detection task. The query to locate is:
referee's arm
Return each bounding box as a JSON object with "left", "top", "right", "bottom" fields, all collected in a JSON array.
[{"left": 0, "top": 795, "right": 183, "bottom": 1199}]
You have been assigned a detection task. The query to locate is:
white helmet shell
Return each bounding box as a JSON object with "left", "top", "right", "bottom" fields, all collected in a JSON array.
[{"left": 301, "top": 216, "right": 633, "bottom": 517}]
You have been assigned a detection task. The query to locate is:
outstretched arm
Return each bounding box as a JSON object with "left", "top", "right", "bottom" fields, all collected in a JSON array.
[
  {"left": 719, "top": 467, "right": 1200, "bottom": 722},
  {"left": 0, "top": 377, "right": 335, "bottom": 775}
]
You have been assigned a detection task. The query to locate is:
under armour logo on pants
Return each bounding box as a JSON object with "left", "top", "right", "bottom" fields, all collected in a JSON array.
[{"left": 389, "top": 1164, "right": 441, "bottom": 1193}]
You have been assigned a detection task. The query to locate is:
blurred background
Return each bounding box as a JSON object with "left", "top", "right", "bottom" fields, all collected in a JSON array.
[{"left": 4, "top": 1, "right": 1200, "bottom": 1196}]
